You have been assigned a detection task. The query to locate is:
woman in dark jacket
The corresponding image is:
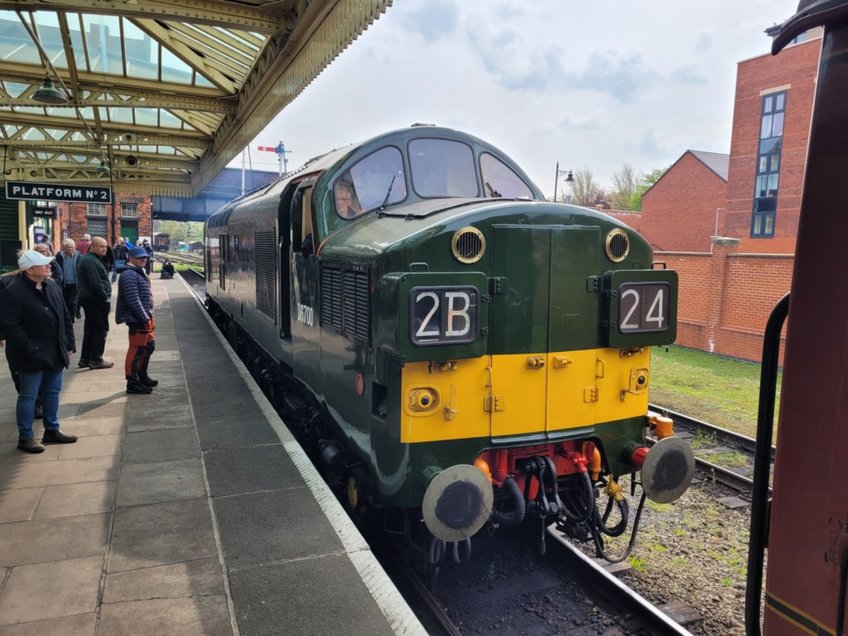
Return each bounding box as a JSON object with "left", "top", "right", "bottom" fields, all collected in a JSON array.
[{"left": 0, "top": 250, "right": 78, "bottom": 452}]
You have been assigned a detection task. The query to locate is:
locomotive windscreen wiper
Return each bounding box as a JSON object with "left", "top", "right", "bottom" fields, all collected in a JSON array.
[{"left": 380, "top": 174, "right": 397, "bottom": 209}]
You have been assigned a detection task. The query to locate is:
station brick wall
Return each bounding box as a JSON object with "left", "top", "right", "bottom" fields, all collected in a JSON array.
[{"left": 657, "top": 238, "right": 791, "bottom": 364}]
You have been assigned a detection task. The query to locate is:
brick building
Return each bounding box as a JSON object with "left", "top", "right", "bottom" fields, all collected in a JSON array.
[
  {"left": 638, "top": 33, "right": 821, "bottom": 362},
  {"left": 61, "top": 195, "right": 154, "bottom": 247}
]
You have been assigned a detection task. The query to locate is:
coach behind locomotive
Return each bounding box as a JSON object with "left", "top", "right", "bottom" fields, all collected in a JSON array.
[{"left": 205, "top": 125, "right": 694, "bottom": 561}]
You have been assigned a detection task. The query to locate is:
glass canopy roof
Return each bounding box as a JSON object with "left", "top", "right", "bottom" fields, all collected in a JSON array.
[{"left": 0, "top": 0, "right": 393, "bottom": 197}]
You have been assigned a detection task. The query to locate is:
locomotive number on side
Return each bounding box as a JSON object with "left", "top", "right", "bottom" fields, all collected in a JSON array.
[
  {"left": 410, "top": 286, "right": 479, "bottom": 346},
  {"left": 618, "top": 283, "right": 670, "bottom": 333}
]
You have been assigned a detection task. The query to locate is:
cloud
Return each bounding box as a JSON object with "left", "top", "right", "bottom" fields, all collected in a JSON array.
[
  {"left": 695, "top": 33, "right": 714, "bottom": 52},
  {"left": 573, "top": 52, "right": 658, "bottom": 103},
  {"left": 670, "top": 65, "right": 708, "bottom": 85},
  {"left": 402, "top": 0, "right": 459, "bottom": 42}
]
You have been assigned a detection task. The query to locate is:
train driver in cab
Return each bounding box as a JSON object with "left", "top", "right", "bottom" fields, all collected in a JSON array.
[{"left": 335, "top": 181, "right": 362, "bottom": 219}]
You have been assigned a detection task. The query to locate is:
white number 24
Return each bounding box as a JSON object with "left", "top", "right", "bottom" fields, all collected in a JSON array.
[{"left": 620, "top": 287, "right": 665, "bottom": 331}]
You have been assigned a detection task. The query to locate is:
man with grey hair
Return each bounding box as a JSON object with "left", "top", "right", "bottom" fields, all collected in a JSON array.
[{"left": 54, "top": 238, "right": 80, "bottom": 321}]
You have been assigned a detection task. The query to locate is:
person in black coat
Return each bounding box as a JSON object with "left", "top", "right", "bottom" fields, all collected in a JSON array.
[{"left": 0, "top": 250, "right": 78, "bottom": 453}]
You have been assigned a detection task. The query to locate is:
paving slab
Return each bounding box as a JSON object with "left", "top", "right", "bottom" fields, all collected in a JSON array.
[
  {"left": 59, "top": 417, "right": 124, "bottom": 437},
  {"left": 116, "top": 458, "right": 206, "bottom": 506},
  {"left": 194, "top": 415, "right": 280, "bottom": 450},
  {"left": 99, "top": 595, "right": 231, "bottom": 636},
  {"left": 34, "top": 482, "right": 116, "bottom": 520},
  {"left": 109, "top": 498, "right": 217, "bottom": 573},
  {"left": 0, "top": 556, "right": 102, "bottom": 625},
  {"left": 0, "top": 612, "right": 96, "bottom": 636},
  {"left": 228, "top": 553, "right": 395, "bottom": 636},
  {"left": 214, "top": 489, "right": 343, "bottom": 569},
  {"left": 0, "top": 488, "right": 43, "bottom": 524},
  {"left": 58, "top": 434, "right": 121, "bottom": 459},
  {"left": 122, "top": 428, "right": 199, "bottom": 464},
  {"left": 0, "top": 514, "right": 109, "bottom": 567},
  {"left": 204, "top": 445, "right": 301, "bottom": 497},
  {"left": 0, "top": 456, "right": 118, "bottom": 490},
  {"left": 103, "top": 557, "right": 225, "bottom": 603},
  {"left": 126, "top": 405, "right": 194, "bottom": 432}
]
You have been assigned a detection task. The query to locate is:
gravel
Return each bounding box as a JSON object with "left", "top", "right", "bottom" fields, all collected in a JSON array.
[{"left": 575, "top": 477, "right": 755, "bottom": 635}]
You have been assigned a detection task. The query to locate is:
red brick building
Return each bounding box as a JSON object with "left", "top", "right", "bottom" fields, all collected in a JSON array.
[
  {"left": 638, "top": 34, "right": 821, "bottom": 362},
  {"left": 60, "top": 194, "right": 154, "bottom": 247}
]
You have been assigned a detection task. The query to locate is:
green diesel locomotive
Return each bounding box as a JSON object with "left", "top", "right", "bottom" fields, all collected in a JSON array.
[{"left": 205, "top": 125, "right": 694, "bottom": 559}]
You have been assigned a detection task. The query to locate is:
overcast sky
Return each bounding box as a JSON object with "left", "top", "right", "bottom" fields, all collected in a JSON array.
[{"left": 241, "top": 0, "right": 802, "bottom": 199}]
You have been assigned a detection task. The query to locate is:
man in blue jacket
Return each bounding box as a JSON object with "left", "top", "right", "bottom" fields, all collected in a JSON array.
[
  {"left": 115, "top": 246, "right": 156, "bottom": 394},
  {"left": 0, "top": 250, "right": 78, "bottom": 453}
]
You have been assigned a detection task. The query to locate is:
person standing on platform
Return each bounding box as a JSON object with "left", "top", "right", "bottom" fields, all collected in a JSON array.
[
  {"left": 112, "top": 237, "right": 128, "bottom": 283},
  {"left": 76, "top": 236, "right": 113, "bottom": 369},
  {"left": 54, "top": 239, "right": 80, "bottom": 321},
  {"left": 141, "top": 239, "right": 153, "bottom": 275},
  {"left": 34, "top": 243, "right": 62, "bottom": 283},
  {"left": 77, "top": 233, "right": 91, "bottom": 255},
  {"left": 0, "top": 250, "right": 78, "bottom": 453},
  {"left": 116, "top": 246, "right": 156, "bottom": 394}
]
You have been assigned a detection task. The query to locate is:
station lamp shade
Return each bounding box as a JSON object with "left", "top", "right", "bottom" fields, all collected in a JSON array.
[
  {"left": 96, "top": 160, "right": 110, "bottom": 175},
  {"left": 32, "top": 77, "right": 68, "bottom": 105}
]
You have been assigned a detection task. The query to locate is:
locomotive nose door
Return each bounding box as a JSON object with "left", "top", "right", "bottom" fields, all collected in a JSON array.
[{"left": 489, "top": 225, "right": 600, "bottom": 439}]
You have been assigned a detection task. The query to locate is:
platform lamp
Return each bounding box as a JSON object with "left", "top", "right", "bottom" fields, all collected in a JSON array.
[
  {"left": 552, "top": 161, "right": 575, "bottom": 202},
  {"left": 32, "top": 76, "right": 68, "bottom": 105}
]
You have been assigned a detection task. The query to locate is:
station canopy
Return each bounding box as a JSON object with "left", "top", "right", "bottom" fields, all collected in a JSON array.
[{"left": 0, "top": 0, "right": 392, "bottom": 197}]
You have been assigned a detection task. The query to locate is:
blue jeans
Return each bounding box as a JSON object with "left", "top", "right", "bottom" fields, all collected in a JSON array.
[{"left": 17, "top": 369, "right": 63, "bottom": 440}]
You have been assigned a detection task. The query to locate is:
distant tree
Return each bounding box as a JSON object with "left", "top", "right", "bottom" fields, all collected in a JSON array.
[
  {"left": 610, "top": 164, "right": 641, "bottom": 210},
  {"left": 629, "top": 167, "right": 667, "bottom": 211},
  {"left": 569, "top": 167, "right": 606, "bottom": 207}
]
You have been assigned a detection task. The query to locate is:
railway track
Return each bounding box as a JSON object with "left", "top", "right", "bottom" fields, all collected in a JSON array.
[{"left": 650, "top": 404, "right": 774, "bottom": 495}]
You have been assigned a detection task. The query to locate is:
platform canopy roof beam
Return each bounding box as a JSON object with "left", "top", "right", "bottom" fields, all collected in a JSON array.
[{"left": 0, "top": 0, "right": 393, "bottom": 197}]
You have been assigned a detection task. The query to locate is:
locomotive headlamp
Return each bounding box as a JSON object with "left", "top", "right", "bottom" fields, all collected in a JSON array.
[
  {"left": 407, "top": 387, "right": 439, "bottom": 413},
  {"left": 605, "top": 228, "right": 630, "bottom": 262},
  {"left": 451, "top": 227, "right": 486, "bottom": 264}
]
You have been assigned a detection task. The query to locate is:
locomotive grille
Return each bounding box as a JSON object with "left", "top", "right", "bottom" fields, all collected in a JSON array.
[
  {"left": 451, "top": 227, "right": 486, "bottom": 264},
  {"left": 321, "top": 266, "right": 343, "bottom": 330},
  {"left": 605, "top": 229, "right": 630, "bottom": 262},
  {"left": 255, "top": 230, "right": 276, "bottom": 320},
  {"left": 321, "top": 263, "right": 370, "bottom": 344}
]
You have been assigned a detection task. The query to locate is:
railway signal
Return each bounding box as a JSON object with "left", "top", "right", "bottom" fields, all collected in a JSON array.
[{"left": 257, "top": 141, "right": 292, "bottom": 175}]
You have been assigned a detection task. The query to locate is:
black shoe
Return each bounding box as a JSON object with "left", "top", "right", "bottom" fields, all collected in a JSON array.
[
  {"left": 126, "top": 382, "right": 153, "bottom": 395},
  {"left": 139, "top": 375, "right": 159, "bottom": 387},
  {"left": 77, "top": 360, "right": 90, "bottom": 368},
  {"left": 41, "top": 429, "right": 78, "bottom": 444},
  {"left": 18, "top": 438, "right": 46, "bottom": 453},
  {"left": 88, "top": 360, "right": 114, "bottom": 370}
]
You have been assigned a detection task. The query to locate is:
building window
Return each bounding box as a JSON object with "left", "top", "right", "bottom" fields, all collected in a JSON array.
[
  {"left": 121, "top": 202, "right": 138, "bottom": 218},
  {"left": 751, "top": 91, "right": 785, "bottom": 238},
  {"left": 87, "top": 203, "right": 107, "bottom": 217}
]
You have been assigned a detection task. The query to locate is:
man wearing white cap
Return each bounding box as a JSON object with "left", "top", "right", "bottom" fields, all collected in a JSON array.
[{"left": 0, "top": 250, "right": 78, "bottom": 453}]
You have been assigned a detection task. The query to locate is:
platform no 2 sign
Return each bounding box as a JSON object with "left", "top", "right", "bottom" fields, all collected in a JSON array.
[{"left": 5, "top": 181, "right": 112, "bottom": 203}]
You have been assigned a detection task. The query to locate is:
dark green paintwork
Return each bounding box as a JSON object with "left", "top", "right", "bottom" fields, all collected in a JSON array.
[{"left": 205, "top": 126, "right": 679, "bottom": 510}]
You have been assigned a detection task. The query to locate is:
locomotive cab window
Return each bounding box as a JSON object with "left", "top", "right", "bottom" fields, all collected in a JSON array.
[
  {"left": 335, "top": 146, "right": 406, "bottom": 217},
  {"left": 480, "top": 152, "right": 533, "bottom": 199},
  {"left": 409, "top": 138, "right": 478, "bottom": 198}
]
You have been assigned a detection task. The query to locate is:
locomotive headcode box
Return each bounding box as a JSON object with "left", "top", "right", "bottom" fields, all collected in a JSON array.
[{"left": 604, "top": 269, "right": 678, "bottom": 347}]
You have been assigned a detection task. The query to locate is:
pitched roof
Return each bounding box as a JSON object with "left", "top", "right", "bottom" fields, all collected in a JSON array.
[{"left": 689, "top": 150, "right": 730, "bottom": 181}]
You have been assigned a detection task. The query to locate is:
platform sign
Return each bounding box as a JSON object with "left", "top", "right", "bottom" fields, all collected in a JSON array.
[{"left": 5, "top": 181, "right": 112, "bottom": 203}]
